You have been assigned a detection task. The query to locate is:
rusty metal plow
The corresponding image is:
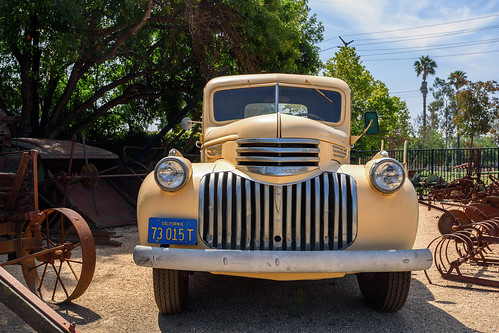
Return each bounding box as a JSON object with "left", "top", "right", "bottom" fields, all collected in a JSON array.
[{"left": 425, "top": 217, "right": 499, "bottom": 288}]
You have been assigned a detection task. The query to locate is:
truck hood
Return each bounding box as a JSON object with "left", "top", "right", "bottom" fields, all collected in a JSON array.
[{"left": 203, "top": 113, "right": 349, "bottom": 147}]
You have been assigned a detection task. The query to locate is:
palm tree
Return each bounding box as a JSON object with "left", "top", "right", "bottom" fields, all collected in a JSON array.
[
  {"left": 448, "top": 70, "right": 467, "bottom": 148},
  {"left": 448, "top": 70, "right": 467, "bottom": 92},
  {"left": 414, "top": 55, "right": 437, "bottom": 143}
]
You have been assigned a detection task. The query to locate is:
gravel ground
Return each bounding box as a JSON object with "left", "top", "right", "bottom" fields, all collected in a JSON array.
[{"left": 1, "top": 204, "right": 498, "bottom": 333}]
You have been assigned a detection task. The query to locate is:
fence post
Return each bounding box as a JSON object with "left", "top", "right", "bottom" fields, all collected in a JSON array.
[{"left": 431, "top": 148, "right": 434, "bottom": 175}]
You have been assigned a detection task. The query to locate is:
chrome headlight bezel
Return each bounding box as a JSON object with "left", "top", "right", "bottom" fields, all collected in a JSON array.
[
  {"left": 369, "top": 158, "right": 405, "bottom": 194},
  {"left": 154, "top": 156, "right": 191, "bottom": 192}
]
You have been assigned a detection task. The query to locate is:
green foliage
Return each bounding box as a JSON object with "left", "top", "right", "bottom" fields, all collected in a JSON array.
[
  {"left": 455, "top": 80, "right": 499, "bottom": 147},
  {"left": 471, "top": 134, "right": 497, "bottom": 148},
  {"left": 407, "top": 123, "right": 446, "bottom": 149},
  {"left": 448, "top": 70, "right": 467, "bottom": 91},
  {"left": 0, "top": 0, "right": 323, "bottom": 141},
  {"left": 413, "top": 55, "right": 437, "bottom": 81},
  {"left": 226, "top": 0, "right": 323, "bottom": 74},
  {"left": 323, "top": 46, "right": 411, "bottom": 150},
  {"left": 429, "top": 76, "right": 459, "bottom": 147}
]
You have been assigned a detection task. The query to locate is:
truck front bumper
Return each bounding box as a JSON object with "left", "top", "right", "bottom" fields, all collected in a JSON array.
[{"left": 133, "top": 246, "right": 432, "bottom": 273}]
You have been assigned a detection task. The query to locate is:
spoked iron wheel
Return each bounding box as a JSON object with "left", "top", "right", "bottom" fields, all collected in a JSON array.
[{"left": 21, "top": 208, "right": 96, "bottom": 303}]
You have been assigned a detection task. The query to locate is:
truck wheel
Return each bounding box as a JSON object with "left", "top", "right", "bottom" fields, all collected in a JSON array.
[
  {"left": 153, "top": 268, "right": 188, "bottom": 314},
  {"left": 356, "top": 271, "right": 410, "bottom": 312}
]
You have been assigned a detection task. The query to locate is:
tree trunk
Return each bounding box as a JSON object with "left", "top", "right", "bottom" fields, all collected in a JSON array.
[
  {"left": 18, "top": 53, "right": 33, "bottom": 137},
  {"left": 29, "top": 15, "right": 41, "bottom": 137},
  {"left": 420, "top": 80, "right": 428, "bottom": 147}
]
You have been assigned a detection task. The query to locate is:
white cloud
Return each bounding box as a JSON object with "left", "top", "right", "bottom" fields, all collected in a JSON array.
[
  {"left": 312, "top": 0, "right": 499, "bottom": 48},
  {"left": 309, "top": 0, "right": 499, "bottom": 120}
]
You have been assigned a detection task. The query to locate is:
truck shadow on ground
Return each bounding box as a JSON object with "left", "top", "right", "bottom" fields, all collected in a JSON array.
[{"left": 157, "top": 272, "right": 477, "bottom": 333}]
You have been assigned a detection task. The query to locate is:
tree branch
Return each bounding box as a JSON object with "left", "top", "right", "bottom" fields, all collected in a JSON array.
[
  {"left": 71, "top": 88, "right": 169, "bottom": 135},
  {"left": 133, "top": 66, "right": 231, "bottom": 162},
  {"left": 40, "top": 74, "right": 60, "bottom": 133},
  {"left": 83, "top": 0, "right": 153, "bottom": 64},
  {"left": 47, "top": 59, "right": 85, "bottom": 130}
]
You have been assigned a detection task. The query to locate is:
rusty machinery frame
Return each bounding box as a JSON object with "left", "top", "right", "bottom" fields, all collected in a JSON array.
[
  {"left": 1, "top": 150, "right": 95, "bottom": 332},
  {"left": 427, "top": 149, "right": 498, "bottom": 203},
  {"left": 419, "top": 149, "right": 499, "bottom": 288},
  {"left": 420, "top": 199, "right": 499, "bottom": 288}
]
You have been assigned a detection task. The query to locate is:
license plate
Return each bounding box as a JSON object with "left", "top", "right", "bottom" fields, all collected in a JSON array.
[{"left": 147, "top": 217, "right": 197, "bottom": 245}]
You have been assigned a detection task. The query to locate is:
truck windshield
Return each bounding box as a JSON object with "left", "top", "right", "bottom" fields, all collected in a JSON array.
[{"left": 213, "top": 85, "right": 342, "bottom": 122}]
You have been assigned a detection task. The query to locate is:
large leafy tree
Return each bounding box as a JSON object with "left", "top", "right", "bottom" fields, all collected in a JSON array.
[
  {"left": 0, "top": 0, "right": 323, "bottom": 139},
  {"left": 408, "top": 113, "right": 446, "bottom": 149},
  {"left": 413, "top": 55, "right": 437, "bottom": 144},
  {"left": 455, "top": 79, "right": 499, "bottom": 147},
  {"left": 324, "top": 46, "right": 411, "bottom": 150},
  {"left": 430, "top": 77, "right": 458, "bottom": 147}
]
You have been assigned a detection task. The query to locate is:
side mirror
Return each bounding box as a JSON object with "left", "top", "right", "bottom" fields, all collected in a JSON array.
[
  {"left": 180, "top": 117, "right": 202, "bottom": 130},
  {"left": 181, "top": 117, "right": 193, "bottom": 130},
  {"left": 364, "top": 112, "right": 379, "bottom": 135}
]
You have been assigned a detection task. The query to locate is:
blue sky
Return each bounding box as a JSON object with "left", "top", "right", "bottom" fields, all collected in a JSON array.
[{"left": 308, "top": 0, "right": 499, "bottom": 125}]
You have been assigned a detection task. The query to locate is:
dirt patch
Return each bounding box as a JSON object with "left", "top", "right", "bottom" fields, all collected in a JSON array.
[{"left": 1, "top": 204, "right": 498, "bottom": 332}]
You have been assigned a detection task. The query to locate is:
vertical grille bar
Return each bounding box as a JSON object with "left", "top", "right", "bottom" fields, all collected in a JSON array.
[
  {"left": 340, "top": 173, "right": 348, "bottom": 248},
  {"left": 217, "top": 173, "right": 225, "bottom": 249},
  {"left": 314, "top": 177, "right": 321, "bottom": 250},
  {"left": 245, "top": 180, "right": 252, "bottom": 249},
  {"left": 273, "top": 186, "right": 283, "bottom": 250},
  {"left": 285, "top": 185, "right": 292, "bottom": 250},
  {"left": 226, "top": 172, "right": 233, "bottom": 249},
  {"left": 323, "top": 175, "right": 330, "bottom": 250},
  {"left": 305, "top": 180, "right": 311, "bottom": 251},
  {"left": 235, "top": 176, "right": 242, "bottom": 249},
  {"left": 295, "top": 183, "right": 302, "bottom": 251},
  {"left": 207, "top": 174, "right": 215, "bottom": 246},
  {"left": 254, "top": 184, "right": 261, "bottom": 249},
  {"left": 350, "top": 177, "right": 358, "bottom": 242},
  {"left": 332, "top": 173, "right": 340, "bottom": 250},
  {"left": 263, "top": 185, "right": 270, "bottom": 250}
]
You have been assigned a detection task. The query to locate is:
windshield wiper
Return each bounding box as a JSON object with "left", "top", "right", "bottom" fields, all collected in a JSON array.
[
  {"left": 313, "top": 88, "right": 334, "bottom": 103},
  {"left": 304, "top": 79, "right": 334, "bottom": 104}
]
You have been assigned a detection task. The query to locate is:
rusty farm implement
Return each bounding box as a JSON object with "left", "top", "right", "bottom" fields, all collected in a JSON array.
[
  {"left": 1, "top": 150, "right": 96, "bottom": 332},
  {"left": 420, "top": 151, "right": 499, "bottom": 288}
]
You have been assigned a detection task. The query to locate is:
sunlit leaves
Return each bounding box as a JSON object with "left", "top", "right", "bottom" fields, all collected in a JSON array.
[
  {"left": 455, "top": 80, "right": 499, "bottom": 147},
  {"left": 324, "top": 46, "right": 411, "bottom": 150},
  {"left": 0, "top": 0, "right": 323, "bottom": 140}
]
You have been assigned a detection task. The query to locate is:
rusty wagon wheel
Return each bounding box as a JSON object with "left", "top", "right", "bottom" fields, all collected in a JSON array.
[{"left": 21, "top": 208, "right": 96, "bottom": 303}]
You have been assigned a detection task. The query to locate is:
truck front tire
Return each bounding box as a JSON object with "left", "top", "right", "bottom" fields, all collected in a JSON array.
[
  {"left": 356, "top": 271, "right": 411, "bottom": 312},
  {"left": 153, "top": 268, "right": 188, "bottom": 314}
]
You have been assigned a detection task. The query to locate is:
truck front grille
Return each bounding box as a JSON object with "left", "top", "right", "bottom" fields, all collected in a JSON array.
[
  {"left": 236, "top": 138, "right": 320, "bottom": 175},
  {"left": 199, "top": 171, "right": 357, "bottom": 251}
]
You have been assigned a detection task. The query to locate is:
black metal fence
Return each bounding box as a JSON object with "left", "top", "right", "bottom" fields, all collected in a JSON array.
[{"left": 351, "top": 147, "right": 499, "bottom": 183}]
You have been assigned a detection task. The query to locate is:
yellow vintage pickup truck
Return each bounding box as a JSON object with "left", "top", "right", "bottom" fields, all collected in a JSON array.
[{"left": 133, "top": 73, "right": 432, "bottom": 314}]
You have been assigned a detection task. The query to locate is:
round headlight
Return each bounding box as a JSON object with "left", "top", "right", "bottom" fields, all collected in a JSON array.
[
  {"left": 154, "top": 157, "right": 190, "bottom": 191},
  {"left": 369, "top": 158, "right": 405, "bottom": 194}
]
